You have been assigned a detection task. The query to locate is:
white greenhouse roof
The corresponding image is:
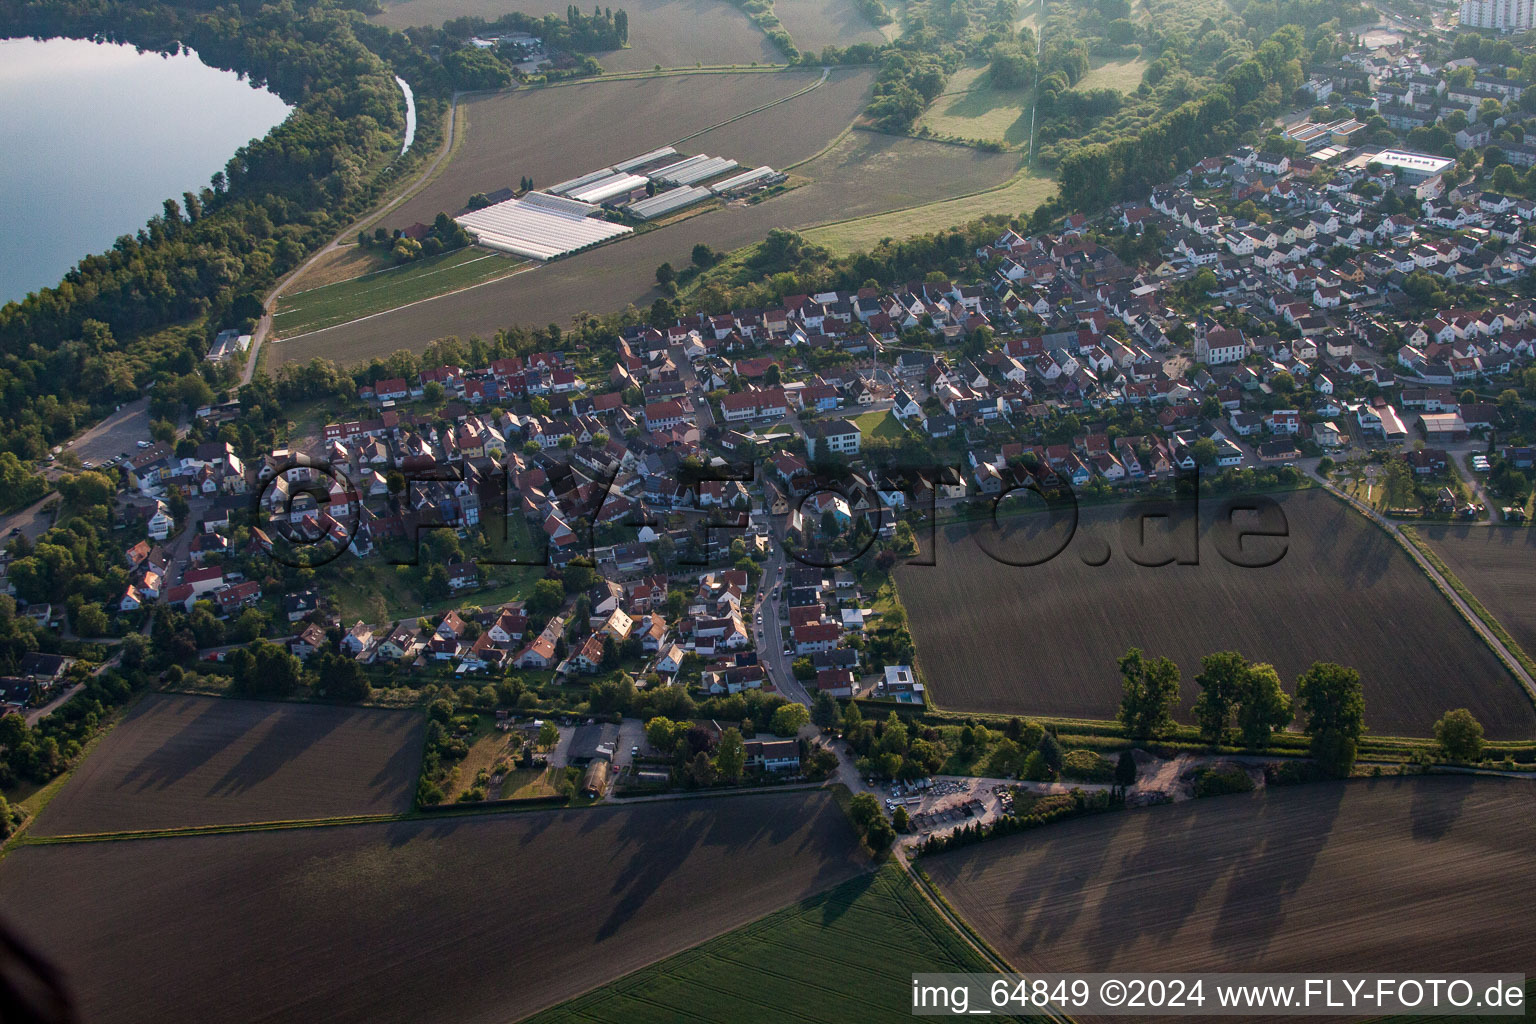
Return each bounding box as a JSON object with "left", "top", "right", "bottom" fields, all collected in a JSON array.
[{"left": 455, "top": 194, "right": 631, "bottom": 260}]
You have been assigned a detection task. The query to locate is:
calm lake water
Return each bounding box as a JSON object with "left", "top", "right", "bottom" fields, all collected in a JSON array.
[{"left": 0, "top": 37, "right": 292, "bottom": 304}]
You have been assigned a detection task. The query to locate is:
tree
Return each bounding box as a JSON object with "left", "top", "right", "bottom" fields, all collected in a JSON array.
[
  {"left": 1191, "top": 437, "right": 1219, "bottom": 466},
  {"left": 811, "top": 690, "right": 840, "bottom": 730},
  {"left": 891, "top": 805, "right": 911, "bottom": 832},
  {"left": 313, "top": 649, "right": 371, "bottom": 702},
  {"left": 1114, "top": 749, "right": 1138, "bottom": 795},
  {"left": 0, "top": 793, "right": 10, "bottom": 840},
  {"left": 770, "top": 702, "right": 810, "bottom": 736},
  {"left": 655, "top": 262, "right": 675, "bottom": 287},
  {"left": 529, "top": 578, "right": 565, "bottom": 613},
  {"left": 1037, "top": 731, "right": 1063, "bottom": 777},
  {"left": 715, "top": 726, "right": 745, "bottom": 781},
  {"left": 1434, "top": 708, "right": 1484, "bottom": 762},
  {"left": 1116, "top": 648, "right": 1181, "bottom": 738},
  {"left": 1233, "top": 662, "right": 1292, "bottom": 749},
  {"left": 1193, "top": 650, "right": 1246, "bottom": 743},
  {"left": 538, "top": 720, "right": 559, "bottom": 749},
  {"left": 646, "top": 715, "right": 679, "bottom": 753},
  {"left": 1295, "top": 662, "right": 1364, "bottom": 776}
]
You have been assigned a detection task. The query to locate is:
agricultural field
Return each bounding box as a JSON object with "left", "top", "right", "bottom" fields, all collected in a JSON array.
[
  {"left": 773, "top": 0, "right": 888, "bottom": 52},
  {"left": 29, "top": 694, "right": 424, "bottom": 836},
  {"left": 915, "top": 62, "right": 1035, "bottom": 146},
  {"left": 388, "top": 69, "right": 835, "bottom": 229},
  {"left": 1073, "top": 56, "right": 1149, "bottom": 94},
  {"left": 528, "top": 865, "right": 997, "bottom": 1023},
  {"left": 893, "top": 490, "right": 1536, "bottom": 738},
  {"left": 801, "top": 164, "right": 1055, "bottom": 254},
  {"left": 1418, "top": 524, "right": 1536, "bottom": 658},
  {"left": 275, "top": 130, "right": 1019, "bottom": 368},
  {"left": 272, "top": 247, "right": 529, "bottom": 340},
  {"left": 925, "top": 777, "right": 1536, "bottom": 976},
  {"left": 0, "top": 791, "right": 867, "bottom": 1024},
  {"left": 372, "top": 0, "right": 780, "bottom": 73}
]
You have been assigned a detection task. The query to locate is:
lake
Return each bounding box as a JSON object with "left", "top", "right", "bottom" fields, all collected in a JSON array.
[{"left": 0, "top": 37, "right": 293, "bottom": 304}]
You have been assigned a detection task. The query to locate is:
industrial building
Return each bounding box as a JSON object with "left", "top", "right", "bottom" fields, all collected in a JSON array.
[{"left": 454, "top": 192, "right": 631, "bottom": 260}]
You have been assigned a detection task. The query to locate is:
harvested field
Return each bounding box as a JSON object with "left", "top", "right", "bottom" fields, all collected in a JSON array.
[
  {"left": 802, "top": 164, "right": 1055, "bottom": 254},
  {"left": 372, "top": 0, "right": 780, "bottom": 73},
  {"left": 1418, "top": 524, "right": 1536, "bottom": 660},
  {"left": 774, "top": 0, "right": 888, "bottom": 52},
  {"left": 894, "top": 490, "right": 1535, "bottom": 738},
  {"left": 274, "top": 130, "right": 1017, "bottom": 367},
  {"left": 926, "top": 777, "right": 1536, "bottom": 980},
  {"left": 0, "top": 791, "right": 866, "bottom": 1024},
  {"left": 916, "top": 62, "right": 1035, "bottom": 145},
  {"left": 389, "top": 70, "right": 832, "bottom": 230},
  {"left": 29, "top": 694, "right": 424, "bottom": 836},
  {"left": 529, "top": 864, "right": 995, "bottom": 1023}
]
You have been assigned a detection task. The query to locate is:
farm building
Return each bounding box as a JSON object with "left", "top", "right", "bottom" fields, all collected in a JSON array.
[
  {"left": 454, "top": 192, "right": 631, "bottom": 261},
  {"left": 565, "top": 172, "right": 649, "bottom": 205},
  {"left": 627, "top": 186, "right": 712, "bottom": 221},
  {"left": 613, "top": 146, "right": 678, "bottom": 172},
  {"left": 710, "top": 166, "right": 786, "bottom": 196},
  {"left": 547, "top": 166, "right": 617, "bottom": 197},
  {"left": 648, "top": 154, "right": 739, "bottom": 186}
]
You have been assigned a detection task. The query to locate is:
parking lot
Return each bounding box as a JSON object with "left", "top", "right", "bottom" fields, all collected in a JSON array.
[{"left": 60, "top": 397, "right": 150, "bottom": 470}]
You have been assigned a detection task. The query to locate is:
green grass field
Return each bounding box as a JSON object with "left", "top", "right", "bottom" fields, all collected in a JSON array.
[
  {"left": 855, "top": 409, "right": 905, "bottom": 439},
  {"left": 916, "top": 62, "right": 1035, "bottom": 146},
  {"left": 1074, "top": 57, "right": 1148, "bottom": 93},
  {"left": 527, "top": 865, "right": 999, "bottom": 1023},
  {"left": 272, "top": 246, "right": 528, "bottom": 338}
]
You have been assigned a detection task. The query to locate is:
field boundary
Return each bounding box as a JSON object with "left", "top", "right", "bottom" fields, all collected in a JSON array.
[
  {"left": 271, "top": 260, "right": 541, "bottom": 345},
  {"left": 1400, "top": 525, "right": 1536, "bottom": 686},
  {"left": 1319, "top": 482, "right": 1536, "bottom": 705}
]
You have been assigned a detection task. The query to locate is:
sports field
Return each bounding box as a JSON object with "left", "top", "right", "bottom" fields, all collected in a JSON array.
[
  {"left": 893, "top": 490, "right": 1535, "bottom": 737},
  {"left": 372, "top": 0, "right": 780, "bottom": 72},
  {"left": 926, "top": 777, "right": 1536, "bottom": 977},
  {"left": 529, "top": 865, "right": 998, "bottom": 1023},
  {"left": 0, "top": 791, "right": 866, "bottom": 1024},
  {"left": 272, "top": 247, "right": 528, "bottom": 339},
  {"left": 29, "top": 694, "right": 424, "bottom": 836}
]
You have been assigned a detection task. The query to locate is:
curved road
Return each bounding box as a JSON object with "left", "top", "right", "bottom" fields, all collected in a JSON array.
[{"left": 242, "top": 91, "right": 464, "bottom": 384}]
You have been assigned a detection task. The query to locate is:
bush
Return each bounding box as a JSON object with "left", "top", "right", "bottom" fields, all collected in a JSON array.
[
  {"left": 1061, "top": 749, "right": 1115, "bottom": 783},
  {"left": 1192, "top": 766, "right": 1256, "bottom": 798}
]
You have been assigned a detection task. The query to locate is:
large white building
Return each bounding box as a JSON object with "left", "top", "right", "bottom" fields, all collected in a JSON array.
[{"left": 1460, "top": 0, "right": 1535, "bottom": 32}]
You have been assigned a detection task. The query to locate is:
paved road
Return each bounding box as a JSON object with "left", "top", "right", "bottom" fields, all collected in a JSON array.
[
  {"left": 752, "top": 538, "right": 812, "bottom": 706},
  {"left": 0, "top": 495, "right": 55, "bottom": 546}
]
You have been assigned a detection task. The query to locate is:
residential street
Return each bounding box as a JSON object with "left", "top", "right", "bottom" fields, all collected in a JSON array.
[{"left": 752, "top": 538, "right": 812, "bottom": 706}]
